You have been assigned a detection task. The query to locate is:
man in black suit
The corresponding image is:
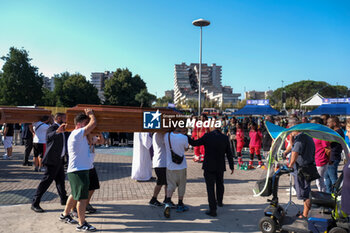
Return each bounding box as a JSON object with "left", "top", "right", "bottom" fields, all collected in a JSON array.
[
  {"left": 31, "top": 113, "right": 68, "bottom": 212},
  {"left": 187, "top": 125, "right": 234, "bottom": 217}
]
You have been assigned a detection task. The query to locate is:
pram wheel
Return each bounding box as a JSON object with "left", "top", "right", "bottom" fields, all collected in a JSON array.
[
  {"left": 259, "top": 216, "right": 277, "bottom": 233},
  {"left": 329, "top": 227, "right": 348, "bottom": 233}
]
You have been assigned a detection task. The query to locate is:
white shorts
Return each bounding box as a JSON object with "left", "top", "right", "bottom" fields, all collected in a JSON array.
[{"left": 2, "top": 136, "right": 13, "bottom": 149}]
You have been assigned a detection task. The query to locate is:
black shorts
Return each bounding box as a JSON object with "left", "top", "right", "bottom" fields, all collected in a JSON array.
[
  {"left": 33, "top": 143, "right": 46, "bottom": 158},
  {"left": 294, "top": 174, "right": 311, "bottom": 200},
  {"left": 89, "top": 167, "right": 100, "bottom": 191},
  {"left": 155, "top": 167, "right": 167, "bottom": 185}
]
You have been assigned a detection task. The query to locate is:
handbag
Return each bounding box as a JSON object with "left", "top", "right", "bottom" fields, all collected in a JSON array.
[
  {"left": 297, "top": 163, "right": 320, "bottom": 182},
  {"left": 168, "top": 133, "right": 184, "bottom": 165}
]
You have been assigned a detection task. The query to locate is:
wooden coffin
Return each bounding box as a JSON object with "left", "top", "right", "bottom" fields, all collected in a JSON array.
[
  {"left": 65, "top": 104, "right": 186, "bottom": 133},
  {"left": 0, "top": 107, "right": 52, "bottom": 124}
]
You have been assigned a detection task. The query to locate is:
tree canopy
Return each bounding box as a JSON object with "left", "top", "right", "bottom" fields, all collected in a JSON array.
[
  {"left": 104, "top": 68, "right": 147, "bottom": 106},
  {"left": 53, "top": 73, "right": 100, "bottom": 107},
  {"left": 0, "top": 47, "right": 43, "bottom": 105},
  {"left": 135, "top": 88, "right": 156, "bottom": 107}
]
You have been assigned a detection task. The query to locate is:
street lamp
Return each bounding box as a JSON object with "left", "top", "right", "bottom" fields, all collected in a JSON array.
[{"left": 192, "top": 18, "right": 210, "bottom": 116}]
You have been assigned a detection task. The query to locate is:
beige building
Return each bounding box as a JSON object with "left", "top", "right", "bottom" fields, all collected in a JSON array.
[
  {"left": 244, "top": 90, "right": 273, "bottom": 100},
  {"left": 90, "top": 71, "right": 114, "bottom": 101},
  {"left": 174, "top": 62, "right": 240, "bottom": 107}
]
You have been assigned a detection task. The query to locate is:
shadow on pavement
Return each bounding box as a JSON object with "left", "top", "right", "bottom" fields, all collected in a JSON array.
[{"left": 0, "top": 189, "right": 58, "bottom": 205}]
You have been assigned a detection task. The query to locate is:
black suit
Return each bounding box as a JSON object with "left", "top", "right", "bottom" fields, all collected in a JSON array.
[
  {"left": 188, "top": 129, "right": 234, "bottom": 212},
  {"left": 32, "top": 123, "right": 67, "bottom": 206}
]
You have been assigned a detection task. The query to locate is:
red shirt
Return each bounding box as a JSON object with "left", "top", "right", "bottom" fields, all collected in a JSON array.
[
  {"left": 313, "top": 138, "right": 330, "bottom": 166},
  {"left": 249, "top": 130, "right": 262, "bottom": 147},
  {"left": 236, "top": 129, "right": 244, "bottom": 144}
]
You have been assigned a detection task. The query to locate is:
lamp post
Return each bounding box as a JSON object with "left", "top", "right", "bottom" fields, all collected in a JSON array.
[{"left": 192, "top": 18, "right": 210, "bottom": 116}]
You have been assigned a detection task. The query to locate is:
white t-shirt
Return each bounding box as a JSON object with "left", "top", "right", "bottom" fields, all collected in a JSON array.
[
  {"left": 67, "top": 128, "right": 92, "bottom": 173},
  {"left": 164, "top": 132, "right": 188, "bottom": 170},
  {"left": 152, "top": 133, "right": 167, "bottom": 168},
  {"left": 33, "top": 121, "right": 49, "bottom": 144}
]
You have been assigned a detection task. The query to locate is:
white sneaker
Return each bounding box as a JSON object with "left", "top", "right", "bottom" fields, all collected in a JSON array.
[
  {"left": 257, "top": 164, "right": 262, "bottom": 168},
  {"left": 3, "top": 154, "right": 9, "bottom": 160},
  {"left": 39, "top": 167, "right": 46, "bottom": 172}
]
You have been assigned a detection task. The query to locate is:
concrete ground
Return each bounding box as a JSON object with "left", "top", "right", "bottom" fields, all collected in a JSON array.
[{"left": 0, "top": 145, "right": 304, "bottom": 233}]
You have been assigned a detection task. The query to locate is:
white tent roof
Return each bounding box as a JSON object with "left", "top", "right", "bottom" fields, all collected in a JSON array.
[{"left": 301, "top": 93, "right": 324, "bottom": 107}]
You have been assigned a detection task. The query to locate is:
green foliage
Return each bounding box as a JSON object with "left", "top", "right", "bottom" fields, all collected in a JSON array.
[
  {"left": 41, "top": 88, "right": 56, "bottom": 106},
  {"left": 269, "top": 80, "right": 348, "bottom": 109},
  {"left": 235, "top": 99, "right": 247, "bottom": 109},
  {"left": 53, "top": 73, "right": 100, "bottom": 107},
  {"left": 135, "top": 88, "right": 156, "bottom": 107},
  {"left": 0, "top": 47, "right": 43, "bottom": 105},
  {"left": 154, "top": 96, "right": 173, "bottom": 107},
  {"left": 104, "top": 68, "right": 147, "bottom": 106}
]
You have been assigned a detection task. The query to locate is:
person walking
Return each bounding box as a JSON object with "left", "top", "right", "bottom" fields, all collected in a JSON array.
[
  {"left": 21, "top": 123, "right": 34, "bottom": 166},
  {"left": 149, "top": 132, "right": 168, "bottom": 207},
  {"left": 2, "top": 123, "right": 14, "bottom": 159},
  {"left": 248, "top": 122, "right": 263, "bottom": 169},
  {"left": 32, "top": 116, "right": 50, "bottom": 172},
  {"left": 61, "top": 109, "right": 97, "bottom": 231},
  {"left": 163, "top": 127, "right": 189, "bottom": 218},
  {"left": 187, "top": 125, "right": 234, "bottom": 217},
  {"left": 31, "top": 113, "right": 68, "bottom": 212},
  {"left": 325, "top": 116, "right": 345, "bottom": 193}
]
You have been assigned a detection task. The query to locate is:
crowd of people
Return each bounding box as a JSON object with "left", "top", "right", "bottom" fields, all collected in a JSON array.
[{"left": 1, "top": 111, "right": 350, "bottom": 231}]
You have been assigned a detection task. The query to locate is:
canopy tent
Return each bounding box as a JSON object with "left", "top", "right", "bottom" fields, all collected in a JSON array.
[
  {"left": 232, "top": 105, "right": 281, "bottom": 116},
  {"left": 305, "top": 103, "right": 350, "bottom": 116},
  {"left": 300, "top": 93, "right": 324, "bottom": 107},
  {"left": 253, "top": 121, "right": 350, "bottom": 197}
]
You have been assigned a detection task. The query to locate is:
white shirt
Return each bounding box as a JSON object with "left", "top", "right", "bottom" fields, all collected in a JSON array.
[
  {"left": 67, "top": 128, "right": 92, "bottom": 173},
  {"left": 164, "top": 132, "right": 188, "bottom": 170},
  {"left": 33, "top": 121, "right": 49, "bottom": 144},
  {"left": 152, "top": 133, "right": 167, "bottom": 168},
  {"left": 131, "top": 132, "right": 153, "bottom": 181}
]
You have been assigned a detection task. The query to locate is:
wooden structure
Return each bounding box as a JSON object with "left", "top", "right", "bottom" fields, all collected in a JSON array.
[
  {"left": 66, "top": 104, "right": 185, "bottom": 133},
  {"left": 0, "top": 107, "right": 52, "bottom": 124}
]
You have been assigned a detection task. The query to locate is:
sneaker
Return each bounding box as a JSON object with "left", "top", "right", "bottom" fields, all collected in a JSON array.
[
  {"left": 39, "top": 167, "right": 46, "bottom": 172},
  {"left": 59, "top": 213, "right": 78, "bottom": 224},
  {"left": 2, "top": 154, "right": 9, "bottom": 160},
  {"left": 163, "top": 201, "right": 176, "bottom": 209},
  {"left": 176, "top": 205, "right": 189, "bottom": 212},
  {"left": 76, "top": 221, "right": 96, "bottom": 232},
  {"left": 257, "top": 164, "right": 262, "bottom": 168},
  {"left": 149, "top": 199, "right": 163, "bottom": 207},
  {"left": 164, "top": 203, "right": 171, "bottom": 218},
  {"left": 86, "top": 204, "right": 96, "bottom": 214},
  {"left": 248, "top": 165, "right": 255, "bottom": 169},
  {"left": 34, "top": 167, "right": 39, "bottom": 172}
]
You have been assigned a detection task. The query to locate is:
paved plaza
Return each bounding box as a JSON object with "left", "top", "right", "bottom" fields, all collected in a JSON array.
[{"left": 0, "top": 145, "right": 303, "bottom": 233}]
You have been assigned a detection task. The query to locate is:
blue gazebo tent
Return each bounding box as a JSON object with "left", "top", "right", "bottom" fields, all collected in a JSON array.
[
  {"left": 305, "top": 103, "right": 350, "bottom": 116},
  {"left": 232, "top": 105, "right": 281, "bottom": 116}
]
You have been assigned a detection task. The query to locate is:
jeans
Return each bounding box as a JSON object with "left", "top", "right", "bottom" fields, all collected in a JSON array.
[{"left": 324, "top": 160, "right": 340, "bottom": 193}]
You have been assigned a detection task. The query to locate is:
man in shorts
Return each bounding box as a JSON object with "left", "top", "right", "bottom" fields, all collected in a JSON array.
[
  {"left": 288, "top": 130, "right": 315, "bottom": 218},
  {"left": 149, "top": 132, "right": 168, "bottom": 207},
  {"left": 2, "top": 123, "right": 14, "bottom": 159},
  {"left": 32, "top": 116, "right": 50, "bottom": 172},
  {"left": 163, "top": 127, "right": 189, "bottom": 218},
  {"left": 61, "top": 109, "right": 97, "bottom": 232}
]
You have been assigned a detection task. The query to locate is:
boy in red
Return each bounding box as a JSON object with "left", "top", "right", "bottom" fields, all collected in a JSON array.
[
  {"left": 191, "top": 114, "right": 209, "bottom": 162},
  {"left": 248, "top": 122, "right": 263, "bottom": 169},
  {"left": 235, "top": 122, "right": 245, "bottom": 165}
]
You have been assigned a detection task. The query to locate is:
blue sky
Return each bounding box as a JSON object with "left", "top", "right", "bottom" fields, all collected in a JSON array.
[{"left": 1, "top": 0, "right": 349, "bottom": 98}]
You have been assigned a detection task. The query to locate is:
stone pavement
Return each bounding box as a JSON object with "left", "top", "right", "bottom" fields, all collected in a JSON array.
[{"left": 0, "top": 145, "right": 303, "bottom": 233}]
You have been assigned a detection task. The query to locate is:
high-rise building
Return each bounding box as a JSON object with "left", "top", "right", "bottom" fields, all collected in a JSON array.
[
  {"left": 164, "top": 90, "right": 174, "bottom": 100},
  {"left": 42, "top": 76, "right": 55, "bottom": 91},
  {"left": 90, "top": 71, "right": 114, "bottom": 101},
  {"left": 174, "top": 62, "right": 240, "bottom": 107}
]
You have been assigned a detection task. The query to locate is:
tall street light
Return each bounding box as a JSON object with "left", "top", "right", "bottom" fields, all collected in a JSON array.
[{"left": 192, "top": 18, "right": 210, "bottom": 116}]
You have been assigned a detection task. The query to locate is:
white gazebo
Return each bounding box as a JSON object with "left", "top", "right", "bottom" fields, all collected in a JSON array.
[{"left": 301, "top": 93, "right": 324, "bottom": 107}]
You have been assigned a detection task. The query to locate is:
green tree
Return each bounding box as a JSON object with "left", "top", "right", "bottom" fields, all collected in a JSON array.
[
  {"left": 135, "top": 88, "right": 156, "bottom": 107},
  {"left": 0, "top": 47, "right": 43, "bottom": 105},
  {"left": 56, "top": 73, "right": 100, "bottom": 107},
  {"left": 52, "top": 72, "right": 70, "bottom": 106},
  {"left": 270, "top": 80, "right": 348, "bottom": 109},
  {"left": 41, "top": 88, "right": 56, "bottom": 106},
  {"left": 154, "top": 96, "right": 173, "bottom": 107},
  {"left": 104, "top": 68, "right": 146, "bottom": 106}
]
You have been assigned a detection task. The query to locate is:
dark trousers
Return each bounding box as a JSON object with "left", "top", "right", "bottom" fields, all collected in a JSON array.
[
  {"left": 204, "top": 170, "right": 224, "bottom": 212},
  {"left": 23, "top": 138, "right": 33, "bottom": 163},
  {"left": 32, "top": 160, "right": 67, "bottom": 206}
]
